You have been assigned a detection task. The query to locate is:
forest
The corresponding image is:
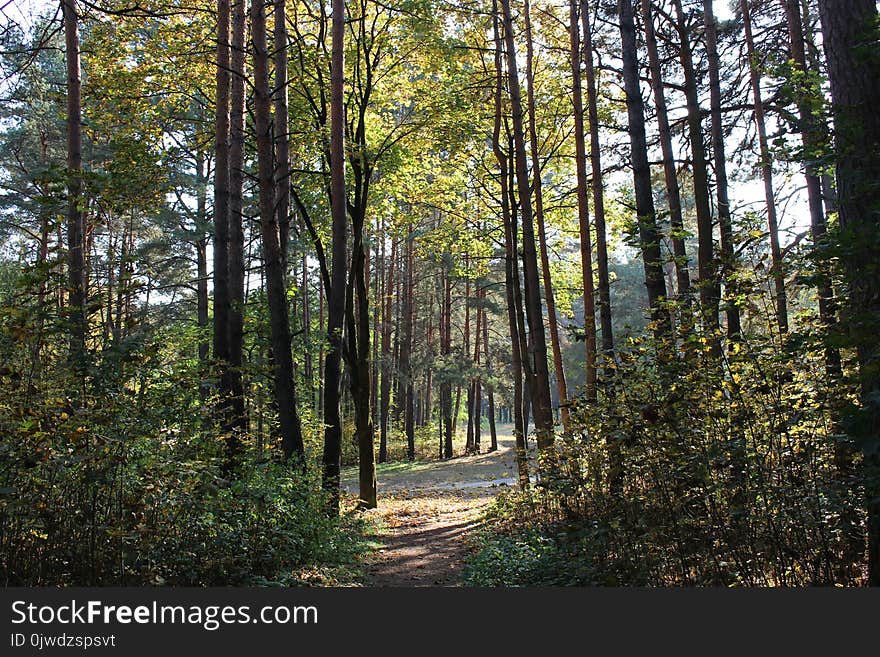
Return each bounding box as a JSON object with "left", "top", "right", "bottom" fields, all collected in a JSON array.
[{"left": 0, "top": 0, "right": 878, "bottom": 588}]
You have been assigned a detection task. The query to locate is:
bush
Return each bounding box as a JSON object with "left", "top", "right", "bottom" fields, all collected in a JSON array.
[{"left": 466, "top": 331, "right": 867, "bottom": 586}]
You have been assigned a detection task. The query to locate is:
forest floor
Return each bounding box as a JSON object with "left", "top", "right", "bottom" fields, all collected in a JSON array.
[{"left": 341, "top": 425, "right": 525, "bottom": 586}]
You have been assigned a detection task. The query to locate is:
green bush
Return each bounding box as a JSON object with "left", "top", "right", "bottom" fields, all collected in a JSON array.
[{"left": 466, "top": 331, "right": 867, "bottom": 586}]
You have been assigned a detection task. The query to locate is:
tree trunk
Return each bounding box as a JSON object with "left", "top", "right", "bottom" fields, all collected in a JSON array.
[
  {"left": 580, "top": 0, "right": 614, "bottom": 372},
  {"left": 252, "top": 0, "right": 304, "bottom": 461},
  {"left": 493, "top": 2, "right": 528, "bottom": 485},
  {"left": 703, "top": 0, "right": 742, "bottom": 341},
  {"left": 227, "top": 0, "right": 248, "bottom": 437},
  {"left": 379, "top": 238, "right": 397, "bottom": 463},
  {"left": 784, "top": 0, "right": 840, "bottom": 371},
  {"left": 742, "top": 0, "right": 785, "bottom": 335},
  {"left": 618, "top": 0, "right": 670, "bottom": 339},
  {"left": 195, "top": 152, "right": 210, "bottom": 366},
  {"left": 213, "top": 0, "right": 231, "bottom": 381},
  {"left": 640, "top": 0, "right": 691, "bottom": 301},
  {"left": 485, "top": 300, "right": 498, "bottom": 453},
  {"left": 567, "top": 0, "right": 600, "bottom": 404},
  {"left": 321, "top": 0, "right": 348, "bottom": 513},
  {"left": 672, "top": 0, "right": 718, "bottom": 352},
  {"left": 499, "top": 0, "right": 555, "bottom": 455},
  {"left": 527, "top": 0, "right": 574, "bottom": 419},
  {"left": 274, "top": 0, "right": 291, "bottom": 275},
  {"left": 442, "top": 264, "right": 454, "bottom": 458},
  {"left": 815, "top": 0, "right": 880, "bottom": 586},
  {"left": 402, "top": 226, "right": 415, "bottom": 461},
  {"left": 63, "top": 0, "right": 86, "bottom": 374}
]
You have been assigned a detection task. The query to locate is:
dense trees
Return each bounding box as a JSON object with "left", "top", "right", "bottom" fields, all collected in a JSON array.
[{"left": 1, "top": 0, "right": 879, "bottom": 585}]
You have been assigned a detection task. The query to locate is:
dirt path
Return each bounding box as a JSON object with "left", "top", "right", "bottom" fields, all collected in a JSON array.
[{"left": 343, "top": 428, "right": 524, "bottom": 587}]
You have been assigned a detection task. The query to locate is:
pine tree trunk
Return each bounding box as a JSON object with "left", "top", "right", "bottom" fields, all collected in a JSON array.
[
  {"left": 640, "top": 0, "right": 691, "bottom": 301},
  {"left": 499, "top": 0, "right": 555, "bottom": 454},
  {"left": 618, "top": 0, "right": 670, "bottom": 339},
  {"left": 213, "top": 0, "right": 231, "bottom": 379},
  {"left": 274, "top": 0, "right": 291, "bottom": 275},
  {"left": 742, "top": 0, "right": 785, "bottom": 335},
  {"left": 253, "top": 0, "right": 304, "bottom": 462},
  {"left": 226, "top": 0, "right": 248, "bottom": 437},
  {"left": 815, "top": 0, "right": 880, "bottom": 586},
  {"left": 784, "top": 0, "right": 840, "bottom": 371},
  {"left": 567, "top": 0, "right": 599, "bottom": 403},
  {"left": 321, "top": 0, "right": 348, "bottom": 513},
  {"left": 442, "top": 265, "right": 454, "bottom": 458},
  {"left": 672, "top": 0, "right": 718, "bottom": 352},
  {"left": 379, "top": 239, "right": 396, "bottom": 463},
  {"left": 580, "top": 0, "right": 614, "bottom": 371},
  {"left": 703, "top": 0, "right": 742, "bottom": 340},
  {"left": 527, "top": 0, "right": 574, "bottom": 420},
  {"left": 493, "top": 2, "right": 528, "bottom": 485}
]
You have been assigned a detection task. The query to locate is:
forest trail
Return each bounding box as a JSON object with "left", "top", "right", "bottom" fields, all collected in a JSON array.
[{"left": 343, "top": 427, "right": 523, "bottom": 586}]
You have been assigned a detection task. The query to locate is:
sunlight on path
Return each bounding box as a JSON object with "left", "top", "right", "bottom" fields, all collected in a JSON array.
[{"left": 342, "top": 428, "right": 522, "bottom": 586}]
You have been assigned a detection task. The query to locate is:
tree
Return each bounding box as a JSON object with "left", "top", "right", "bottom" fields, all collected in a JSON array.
[
  {"left": 252, "top": 0, "right": 305, "bottom": 461},
  {"left": 499, "top": 0, "right": 555, "bottom": 456},
  {"left": 63, "top": 0, "right": 86, "bottom": 375},
  {"left": 815, "top": 0, "right": 880, "bottom": 586},
  {"left": 321, "top": 0, "right": 349, "bottom": 513}
]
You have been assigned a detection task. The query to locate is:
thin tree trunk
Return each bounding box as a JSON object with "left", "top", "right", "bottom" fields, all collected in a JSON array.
[
  {"left": 401, "top": 225, "right": 415, "bottom": 461},
  {"left": 485, "top": 298, "right": 498, "bottom": 453},
  {"left": 580, "top": 0, "right": 614, "bottom": 372},
  {"left": 640, "top": 0, "right": 691, "bottom": 300},
  {"left": 672, "top": 0, "right": 717, "bottom": 352},
  {"left": 63, "top": 0, "right": 86, "bottom": 374},
  {"left": 227, "top": 0, "right": 247, "bottom": 436},
  {"left": 526, "top": 0, "right": 574, "bottom": 419},
  {"left": 494, "top": 3, "right": 527, "bottom": 485},
  {"left": 567, "top": 0, "right": 600, "bottom": 404},
  {"left": 321, "top": 0, "right": 348, "bottom": 513},
  {"left": 253, "top": 0, "right": 304, "bottom": 461},
  {"left": 618, "top": 0, "right": 671, "bottom": 340},
  {"left": 742, "top": 0, "right": 785, "bottom": 335},
  {"left": 499, "top": 0, "right": 555, "bottom": 455},
  {"left": 703, "top": 0, "right": 742, "bottom": 340},
  {"left": 442, "top": 263, "right": 454, "bottom": 458},
  {"left": 274, "top": 0, "right": 291, "bottom": 275},
  {"left": 195, "top": 152, "right": 210, "bottom": 366},
  {"left": 379, "top": 238, "right": 396, "bottom": 463}
]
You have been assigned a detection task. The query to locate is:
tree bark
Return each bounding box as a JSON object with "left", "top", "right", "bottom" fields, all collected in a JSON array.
[
  {"left": 580, "top": 0, "right": 615, "bottom": 372},
  {"left": 322, "top": 0, "right": 348, "bottom": 513},
  {"left": 252, "top": 0, "right": 305, "bottom": 462},
  {"left": 379, "top": 238, "right": 396, "bottom": 463},
  {"left": 227, "top": 0, "right": 248, "bottom": 437},
  {"left": 742, "top": 0, "right": 785, "bottom": 335},
  {"left": 640, "top": 0, "right": 691, "bottom": 301},
  {"left": 618, "top": 0, "right": 671, "bottom": 339},
  {"left": 783, "top": 0, "right": 840, "bottom": 371},
  {"left": 499, "top": 0, "right": 555, "bottom": 455},
  {"left": 703, "top": 0, "right": 742, "bottom": 341},
  {"left": 672, "top": 0, "right": 718, "bottom": 352},
  {"left": 274, "top": 0, "right": 291, "bottom": 275},
  {"left": 526, "top": 0, "right": 574, "bottom": 419},
  {"left": 567, "top": 0, "right": 599, "bottom": 403},
  {"left": 493, "top": 3, "right": 529, "bottom": 485},
  {"left": 815, "top": 0, "right": 880, "bottom": 586},
  {"left": 213, "top": 0, "right": 231, "bottom": 380}
]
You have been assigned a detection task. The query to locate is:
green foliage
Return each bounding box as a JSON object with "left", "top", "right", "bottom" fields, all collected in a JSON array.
[
  {"left": 0, "top": 276, "right": 365, "bottom": 586},
  {"left": 467, "top": 330, "right": 866, "bottom": 586}
]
